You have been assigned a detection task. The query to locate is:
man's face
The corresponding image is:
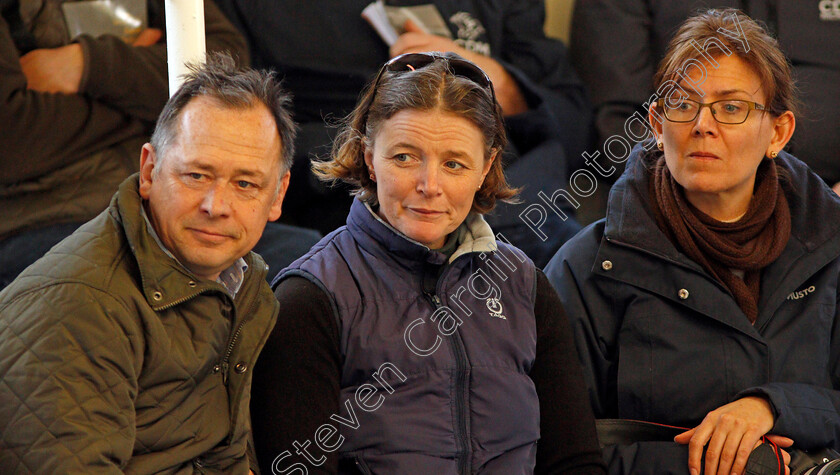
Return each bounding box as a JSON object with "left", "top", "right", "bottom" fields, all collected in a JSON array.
[{"left": 139, "top": 96, "right": 289, "bottom": 281}]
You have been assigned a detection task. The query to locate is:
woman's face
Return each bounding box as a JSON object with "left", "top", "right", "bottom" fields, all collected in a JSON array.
[
  {"left": 650, "top": 54, "right": 794, "bottom": 220},
  {"left": 364, "top": 108, "right": 494, "bottom": 249}
]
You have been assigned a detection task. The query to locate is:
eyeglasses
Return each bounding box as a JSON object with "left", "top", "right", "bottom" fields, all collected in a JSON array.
[
  {"left": 370, "top": 52, "right": 497, "bottom": 105},
  {"left": 658, "top": 98, "right": 767, "bottom": 125}
]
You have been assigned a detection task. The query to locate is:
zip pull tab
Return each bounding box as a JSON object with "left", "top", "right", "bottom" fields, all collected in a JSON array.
[
  {"left": 423, "top": 291, "right": 442, "bottom": 308},
  {"left": 221, "top": 361, "right": 229, "bottom": 385}
]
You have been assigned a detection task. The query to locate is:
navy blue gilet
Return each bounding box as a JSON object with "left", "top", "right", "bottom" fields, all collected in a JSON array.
[{"left": 278, "top": 199, "right": 540, "bottom": 474}]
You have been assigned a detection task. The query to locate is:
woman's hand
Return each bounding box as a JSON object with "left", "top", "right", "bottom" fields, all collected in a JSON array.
[{"left": 674, "top": 396, "right": 777, "bottom": 475}]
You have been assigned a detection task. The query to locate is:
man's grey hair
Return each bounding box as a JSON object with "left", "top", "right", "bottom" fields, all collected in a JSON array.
[{"left": 150, "top": 52, "right": 298, "bottom": 175}]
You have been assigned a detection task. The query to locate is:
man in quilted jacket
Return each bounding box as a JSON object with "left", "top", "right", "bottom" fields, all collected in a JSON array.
[{"left": 0, "top": 54, "right": 292, "bottom": 474}]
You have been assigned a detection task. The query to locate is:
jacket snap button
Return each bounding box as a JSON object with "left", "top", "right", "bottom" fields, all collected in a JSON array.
[
  {"left": 601, "top": 260, "right": 613, "bottom": 271},
  {"left": 188, "top": 281, "right": 197, "bottom": 288},
  {"left": 212, "top": 365, "right": 221, "bottom": 373},
  {"left": 678, "top": 289, "right": 689, "bottom": 300},
  {"left": 234, "top": 362, "right": 248, "bottom": 374},
  {"left": 152, "top": 291, "right": 163, "bottom": 300}
]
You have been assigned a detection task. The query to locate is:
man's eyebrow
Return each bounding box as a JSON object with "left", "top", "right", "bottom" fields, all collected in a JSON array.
[
  {"left": 232, "top": 168, "right": 267, "bottom": 178},
  {"left": 182, "top": 162, "right": 269, "bottom": 180}
]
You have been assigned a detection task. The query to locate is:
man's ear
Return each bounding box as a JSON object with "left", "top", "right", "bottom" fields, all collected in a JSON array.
[
  {"left": 139, "top": 143, "right": 157, "bottom": 199},
  {"left": 268, "top": 170, "right": 291, "bottom": 222}
]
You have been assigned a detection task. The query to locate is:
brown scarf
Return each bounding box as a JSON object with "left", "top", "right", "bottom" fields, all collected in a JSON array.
[{"left": 649, "top": 156, "right": 791, "bottom": 323}]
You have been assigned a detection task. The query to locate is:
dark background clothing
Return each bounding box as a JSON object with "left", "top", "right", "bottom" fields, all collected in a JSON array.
[
  {"left": 571, "top": 0, "right": 840, "bottom": 183},
  {"left": 216, "top": 0, "right": 592, "bottom": 267},
  {"left": 545, "top": 143, "right": 840, "bottom": 473},
  {"left": 252, "top": 272, "right": 606, "bottom": 474}
]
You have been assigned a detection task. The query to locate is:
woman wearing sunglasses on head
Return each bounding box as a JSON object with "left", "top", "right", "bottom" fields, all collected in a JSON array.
[
  {"left": 546, "top": 9, "right": 840, "bottom": 475},
  {"left": 249, "top": 52, "right": 606, "bottom": 474}
]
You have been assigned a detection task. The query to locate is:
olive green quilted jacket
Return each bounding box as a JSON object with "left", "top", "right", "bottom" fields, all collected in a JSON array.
[{"left": 0, "top": 175, "right": 278, "bottom": 474}]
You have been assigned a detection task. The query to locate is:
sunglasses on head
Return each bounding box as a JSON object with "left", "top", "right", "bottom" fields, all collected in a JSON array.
[{"left": 370, "top": 52, "right": 497, "bottom": 104}]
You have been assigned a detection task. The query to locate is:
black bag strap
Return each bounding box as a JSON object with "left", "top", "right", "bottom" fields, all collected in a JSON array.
[{"left": 595, "top": 419, "right": 686, "bottom": 447}]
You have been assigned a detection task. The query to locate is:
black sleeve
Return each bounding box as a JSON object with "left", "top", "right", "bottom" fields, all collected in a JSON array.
[
  {"left": 496, "top": 0, "right": 593, "bottom": 169},
  {"left": 570, "top": 0, "right": 656, "bottom": 179},
  {"left": 531, "top": 269, "right": 607, "bottom": 474},
  {"left": 251, "top": 276, "right": 341, "bottom": 474}
]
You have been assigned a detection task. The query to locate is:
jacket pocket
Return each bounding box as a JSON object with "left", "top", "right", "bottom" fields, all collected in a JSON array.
[{"left": 617, "top": 306, "right": 730, "bottom": 424}]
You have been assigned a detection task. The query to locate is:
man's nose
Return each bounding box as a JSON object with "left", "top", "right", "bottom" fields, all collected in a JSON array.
[{"left": 200, "top": 183, "right": 233, "bottom": 218}]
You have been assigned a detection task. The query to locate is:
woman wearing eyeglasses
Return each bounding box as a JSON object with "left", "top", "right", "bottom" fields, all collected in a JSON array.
[
  {"left": 546, "top": 9, "right": 840, "bottom": 475},
  {"left": 249, "top": 52, "right": 606, "bottom": 474}
]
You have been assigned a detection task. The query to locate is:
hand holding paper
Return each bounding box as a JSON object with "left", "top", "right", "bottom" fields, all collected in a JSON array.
[{"left": 391, "top": 20, "right": 528, "bottom": 116}]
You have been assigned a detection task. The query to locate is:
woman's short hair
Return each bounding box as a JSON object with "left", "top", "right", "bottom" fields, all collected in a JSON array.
[
  {"left": 314, "top": 53, "right": 517, "bottom": 214},
  {"left": 654, "top": 8, "right": 799, "bottom": 118}
]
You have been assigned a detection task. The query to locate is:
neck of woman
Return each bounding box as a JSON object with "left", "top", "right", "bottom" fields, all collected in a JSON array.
[{"left": 684, "top": 187, "right": 753, "bottom": 222}]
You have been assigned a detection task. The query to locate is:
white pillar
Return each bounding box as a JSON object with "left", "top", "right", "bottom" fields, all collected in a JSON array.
[{"left": 164, "top": 0, "right": 206, "bottom": 96}]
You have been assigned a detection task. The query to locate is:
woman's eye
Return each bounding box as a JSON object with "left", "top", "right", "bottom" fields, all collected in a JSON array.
[
  {"left": 722, "top": 102, "right": 743, "bottom": 114},
  {"left": 393, "top": 153, "right": 411, "bottom": 162},
  {"left": 444, "top": 161, "right": 465, "bottom": 170}
]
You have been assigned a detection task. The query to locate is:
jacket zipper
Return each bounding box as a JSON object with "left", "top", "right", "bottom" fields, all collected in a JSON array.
[
  {"left": 354, "top": 455, "right": 372, "bottom": 475},
  {"left": 220, "top": 318, "right": 247, "bottom": 386},
  {"left": 222, "top": 278, "right": 264, "bottom": 445},
  {"left": 424, "top": 285, "right": 471, "bottom": 475}
]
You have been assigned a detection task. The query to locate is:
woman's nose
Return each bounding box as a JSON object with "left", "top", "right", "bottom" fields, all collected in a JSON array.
[
  {"left": 416, "top": 166, "right": 441, "bottom": 195},
  {"left": 692, "top": 104, "right": 720, "bottom": 137}
]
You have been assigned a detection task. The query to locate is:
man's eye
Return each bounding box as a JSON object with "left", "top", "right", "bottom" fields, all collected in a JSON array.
[
  {"left": 188, "top": 173, "right": 204, "bottom": 180},
  {"left": 238, "top": 180, "right": 255, "bottom": 189}
]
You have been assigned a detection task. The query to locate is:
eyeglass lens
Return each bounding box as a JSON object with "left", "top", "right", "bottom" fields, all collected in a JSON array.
[{"left": 663, "top": 99, "right": 754, "bottom": 124}]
